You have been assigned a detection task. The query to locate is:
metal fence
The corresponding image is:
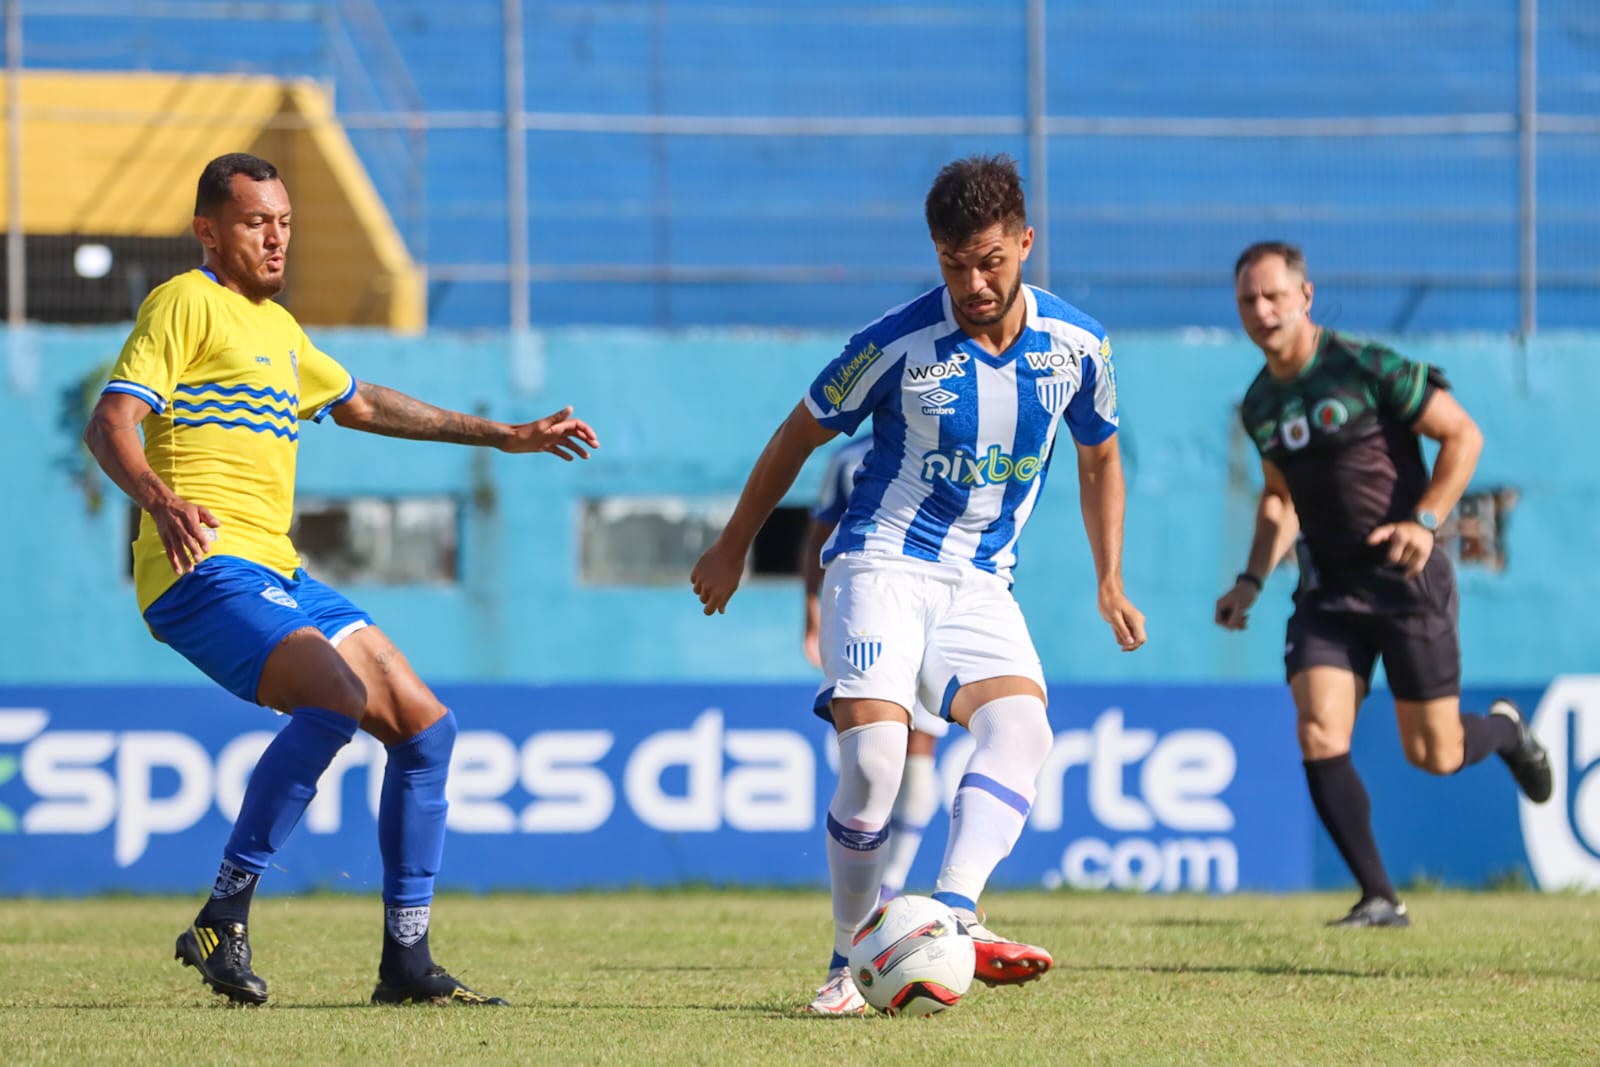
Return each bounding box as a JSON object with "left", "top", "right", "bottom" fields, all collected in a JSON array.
[{"left": 4, "top": 0, "right": 1597, "bottom": 333}]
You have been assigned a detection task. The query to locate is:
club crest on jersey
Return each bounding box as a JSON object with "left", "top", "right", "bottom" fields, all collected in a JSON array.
[
  {"left": 845, "top": 637, "right": 883, "bottom": 672},
  {"left": 1313, "top": 398, "right": 1348, "bottom": 430},
  {"left": 1036, "top": 378, "right": 1071, "bottom": 412},
  {"left": 1282, "top": 414, "right": 1311, "bottom": 450}
]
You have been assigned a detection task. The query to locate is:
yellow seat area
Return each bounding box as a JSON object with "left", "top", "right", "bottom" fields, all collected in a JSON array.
[{"left": 0, "top": 71, "right": 423, "bottom": 332}]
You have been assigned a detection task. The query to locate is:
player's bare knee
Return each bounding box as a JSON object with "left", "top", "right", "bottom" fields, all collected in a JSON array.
[
  {"left": 1296, "top": 720, "right": 1351, "bottom": 760},
  {"left": 393, "top": 693, "right": 451, "bottom": 741}
]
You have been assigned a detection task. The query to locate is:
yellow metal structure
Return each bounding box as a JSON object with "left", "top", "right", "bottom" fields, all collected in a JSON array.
[{"left": 0, "top": 71, "right": 423, "bottom": 331}]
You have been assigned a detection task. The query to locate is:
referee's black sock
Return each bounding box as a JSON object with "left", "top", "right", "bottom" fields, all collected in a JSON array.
[
  {"left": 1303, "top": 753, "right": 1398, "bottom": 905},
  {"left": 1457, "top": 711, "right": 1519, "bottom": 769}
]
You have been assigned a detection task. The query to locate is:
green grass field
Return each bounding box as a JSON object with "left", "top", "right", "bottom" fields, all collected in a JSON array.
[{"left": 2, "top": 890, "right": 1597, "bottom": 1065}]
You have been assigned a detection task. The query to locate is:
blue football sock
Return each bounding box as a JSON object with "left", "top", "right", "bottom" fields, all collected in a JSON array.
[
  {"left": 378, "top": 710, "right": 457, "bottom": 980},
  {"left": 220, "top": 706, "right": 359, "bottom": 875}
]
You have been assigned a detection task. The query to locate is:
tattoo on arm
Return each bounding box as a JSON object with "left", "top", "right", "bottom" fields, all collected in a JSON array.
[{"left": 354, "top": 382, "right": 506, "bottom": 446}]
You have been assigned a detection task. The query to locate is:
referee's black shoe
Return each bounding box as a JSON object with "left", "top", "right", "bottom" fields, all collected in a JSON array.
[
  {"left": 1329, "top": 897, "right": 1410, "bottom": 928},
  {"left": 1490, "top": 698, "right": 1554, "bottom": 804},
  {"left": 372, "top": 965, "right": 509, "bottom": 1006},
  {"left": 175, "top": 922, "right": 269, "bottom": 1005}
]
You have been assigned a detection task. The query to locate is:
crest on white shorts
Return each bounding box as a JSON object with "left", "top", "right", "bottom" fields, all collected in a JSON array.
[{"left": 844, "top": 637, "right": 882, "bottom": 672}]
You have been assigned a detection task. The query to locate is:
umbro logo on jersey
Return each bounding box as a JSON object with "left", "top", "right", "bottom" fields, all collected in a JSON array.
[
  {"left": 259, "top": 585, "right": 299, "bottom": 609},
  {"left": 254, "top": 356, "right": 272, "bottom": 365},
  {"left": 920, "top": 387, "right": 959, "bottom": 415}
]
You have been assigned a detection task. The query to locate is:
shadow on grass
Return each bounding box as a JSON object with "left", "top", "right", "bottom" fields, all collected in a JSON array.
[{"left": 1124, "top": 918, "right": 1249, "bottom": 929}]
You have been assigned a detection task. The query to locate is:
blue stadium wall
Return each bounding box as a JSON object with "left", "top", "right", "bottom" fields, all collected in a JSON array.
[
  {"left": 5, "top": 328, "right": 1599, "bottom": 897},
  {"left": 23, "top": 0, "right": 1600, "bottom": 331},
  {"left": 7, "top": 327, "right": 1597, "bottom": 687}
]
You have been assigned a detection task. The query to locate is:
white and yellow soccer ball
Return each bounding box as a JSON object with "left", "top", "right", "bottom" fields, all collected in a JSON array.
[{"left": 847, "top": 894, "right": 976, "bottom": 1016}]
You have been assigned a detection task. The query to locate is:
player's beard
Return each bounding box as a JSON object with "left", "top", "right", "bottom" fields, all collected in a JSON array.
[
  {"left": 960, "top": 274, "right": 1023, "bottom": 328},
  {"left": 228, "top": 249, "right": 286, "bottom": 302}
]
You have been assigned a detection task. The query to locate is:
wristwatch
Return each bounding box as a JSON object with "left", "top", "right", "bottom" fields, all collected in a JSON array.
[{"left": 1411, "top": 509, "right": 1440, "bottom": 533}]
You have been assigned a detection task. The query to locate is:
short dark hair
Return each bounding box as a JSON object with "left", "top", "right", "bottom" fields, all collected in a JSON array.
[
  {"left": 1235, "top": 240, "right": 1307, "bottom": 279},
  {"left": 194, "top": 153, "right": 280, "bottom": 216},
  {"left": 924, "top": 154, "right": 1027, "bottom": 245}
]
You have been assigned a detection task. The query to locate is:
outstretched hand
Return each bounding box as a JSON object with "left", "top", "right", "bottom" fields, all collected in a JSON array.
[
  {"left": 501, "top": 405, "right": 599, "bottom": 460},
  {"left": 1099, "top": 586, "right": 1147, "bottom": 652}
]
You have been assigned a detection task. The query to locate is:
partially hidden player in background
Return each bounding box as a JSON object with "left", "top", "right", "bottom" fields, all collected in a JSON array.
[
  {"left": 1214, "top": 241, "right": 1552, "bottom": 928},
  {"left": 801, "top": 437, "right": 947, "bottom": 904},
  {"left": 83, "top": 153, "right": 599, "bottom": 1005},
  {"left": 692, "top": 154, "right": 1144, "bottom": 1014}
]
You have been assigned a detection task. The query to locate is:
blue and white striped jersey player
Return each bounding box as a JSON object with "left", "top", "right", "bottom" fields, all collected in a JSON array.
[{"left": 692, "top": 154, "right": 1146, "bottom": 1015}]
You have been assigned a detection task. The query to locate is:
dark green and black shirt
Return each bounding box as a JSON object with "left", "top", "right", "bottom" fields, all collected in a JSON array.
[{"left": 1239, "top": 329, "right": 1446, "bottom": 589}]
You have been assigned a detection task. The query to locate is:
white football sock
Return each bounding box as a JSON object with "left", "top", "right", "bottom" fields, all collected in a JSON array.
[
  {"left": 825, "top": 719, "right": 909, "bottom": 962},
  {"left": 879, "top": 752, "right": 938, "bottom": 895},
  {"left": 934, "top": 695, "right": 1052, "bottom": 909}
]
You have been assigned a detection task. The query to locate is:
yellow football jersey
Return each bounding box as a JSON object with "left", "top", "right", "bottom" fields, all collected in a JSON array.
[{"left": 104, "top": 268, "right": 355, "bottom": 612}]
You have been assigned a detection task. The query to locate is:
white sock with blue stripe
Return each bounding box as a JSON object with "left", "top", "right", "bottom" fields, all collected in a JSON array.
[
  {"left": 825, "top": 719, "right": 908, "bottom": 967},
  {"left": 934, "top": 695, "right": 1052, "bottom": 910}
]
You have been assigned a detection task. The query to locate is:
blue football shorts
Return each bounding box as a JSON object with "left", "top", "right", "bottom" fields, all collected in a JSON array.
[{"left": 142, "top": 555, "right": 373, "bottom": 705}]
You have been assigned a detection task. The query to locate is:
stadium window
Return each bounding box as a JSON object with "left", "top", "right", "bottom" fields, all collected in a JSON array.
[
  {"left": 578, "top": 497, "right": 812, "bottom": 586},
  {"left": 579, "top": 496, "right": 733, "bottom": 586},
  {"left": 1442, "top": 487, "right": 1518, "bottom": 573},
  {"left": 749, "top": 506, "right": 811, "bottom": 578},
  {"left": 123, "top": 496, "right": 460, "bottom": 584}
]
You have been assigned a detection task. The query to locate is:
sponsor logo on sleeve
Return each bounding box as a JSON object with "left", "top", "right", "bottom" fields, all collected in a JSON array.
[{"left": 822, "top": 343, "right": 884, "bottom": 409}]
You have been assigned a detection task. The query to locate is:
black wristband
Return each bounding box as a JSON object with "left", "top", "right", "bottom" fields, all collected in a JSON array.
[{"left": 1235, "top": 571, "right": 1263, "bottom": 591}]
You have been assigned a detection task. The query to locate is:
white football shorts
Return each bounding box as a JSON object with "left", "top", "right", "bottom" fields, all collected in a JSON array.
[{"left": 815, "top": 553, "right": 1046, "bottom": 730}]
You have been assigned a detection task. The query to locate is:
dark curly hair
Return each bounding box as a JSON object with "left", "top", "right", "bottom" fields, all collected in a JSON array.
[{"left": 924, "top": 154, "right": 1027, "bottom": 246}]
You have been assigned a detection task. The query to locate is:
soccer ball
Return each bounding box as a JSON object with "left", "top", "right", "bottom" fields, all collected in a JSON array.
[{"left": 847, "top": 895, "right": 976, "bottom": 1016}]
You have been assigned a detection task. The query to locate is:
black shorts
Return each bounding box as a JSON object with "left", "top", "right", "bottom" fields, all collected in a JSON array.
[{"left": 1284, "top": 558, "right": 1461, "bottom": 701}]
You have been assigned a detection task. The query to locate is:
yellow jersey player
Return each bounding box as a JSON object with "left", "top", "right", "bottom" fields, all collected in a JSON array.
[{"left": 84, "top": 153, "right": 600, "bottom": 1006}]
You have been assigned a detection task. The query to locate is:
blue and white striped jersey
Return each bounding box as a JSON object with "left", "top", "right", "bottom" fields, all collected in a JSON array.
[{"left": 803, "top": 284, "right": 1118, "bottom": 582}]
